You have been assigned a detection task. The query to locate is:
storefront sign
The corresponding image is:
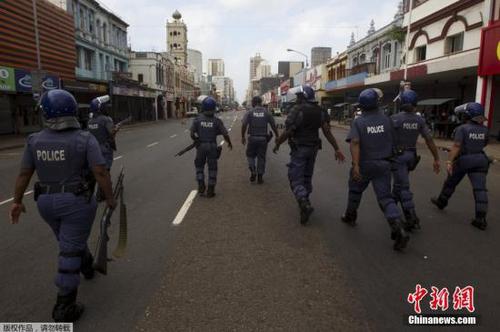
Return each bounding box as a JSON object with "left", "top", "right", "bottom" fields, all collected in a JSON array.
[
  {"left": 0, "top": 66, "right": 15, "bottom": 92},
  {"left": 63, "top": 80, "right": 108, "bottom": 93},
  {"left": 479, "top": 23, "right": 500, "bottom": 76},
  {"left": 280, "top": 79, "right": 290, "bottom": 95},
  {"left": 14, "top": 69, "right": 60, "bottom": 93}
]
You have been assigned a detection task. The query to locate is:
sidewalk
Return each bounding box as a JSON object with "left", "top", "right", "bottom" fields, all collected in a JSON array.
[{"left": 331, "top": 121, "right": 500, "bottom": 161}]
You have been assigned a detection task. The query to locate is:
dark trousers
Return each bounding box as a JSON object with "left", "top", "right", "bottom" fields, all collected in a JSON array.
[
  {"left": 195, "top": 142, "right": 218, "bottom": 186},
  {"left": 246, "top": 136, "right": 268, "bottom": 175},
  {"left": 37, "top": 193, "right": 96, "bottom": 295},
  {"left": 392, "top": 151, "right": 417, "bottom": 212},
  {"left": 347, "top": 160, "right": 402, "bottom": 220},
  {"left": 287, "top": 145, "right": 318, "bottom": 201},
  {"left": 439, "top": 154, "right": 489, "bottom": 217}
]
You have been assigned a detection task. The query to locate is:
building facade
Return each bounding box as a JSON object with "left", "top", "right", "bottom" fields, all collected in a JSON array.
[
  {"left": 278, "top": 61, "right": 304, "bottom": 79},
  {"left": 167, "top": 10, "right": 188, "bottom": 65},
  {"left": 311, "top": 47, "right": 332, "bottom": 67},
  {"left": 0, "top": 0, "right": 75, "bottom": 134},
  {"left": 187, "top": 48, "right": 203, "bottom": 85},
  {"left": 207, "top": 59, "right": 225, "bottom": 77}
]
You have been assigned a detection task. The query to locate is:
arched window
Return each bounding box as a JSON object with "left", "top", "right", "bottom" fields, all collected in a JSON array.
[
  {"left": 96, "top": 19, "right": 101, "bottom": 40},
  {"left": 102, "top": 23, "right": 107, "bottom": 43},
  {"left": 353, "top": 56, "right": 358, "bottom": 67},
  {"left": 382, "top": 43, "right": 392, "bottom": 69},
  {"left": 359, "top": 54, "right": 366, "bottom": 64}
]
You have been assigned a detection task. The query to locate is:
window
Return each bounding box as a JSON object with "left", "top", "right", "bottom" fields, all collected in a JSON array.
[
  {"left": 88, "top": 11, "right": 94, "bottom": 34},
  {"left": 83, "top": 48, "right": 93, "bottom": 70},
  {"left": 76, "top": 48, "right": 81, "bottom": 68},
  {"left": 445, "top": 32, "right": 464, "bottom": 54},
  {"left": 359, "top": 54, "right": 366, "bottom": 64},
  {"left": 415, "top": 45, "right": 426, "bottom": 62},
  {"left": 103, "top": 23, "right": 107, "bottom": 43},
  {"left": 138, "top": 74, "right": 143, "bottom": 83},
  {"left": 79, "top": 8, "right": 84, "bottom": 30},
  {"left": 96, "top": 19, "right": 101, "bottom": 40},
  {"left": 382, "top": 43, "right": 392, "bottom": 69}
]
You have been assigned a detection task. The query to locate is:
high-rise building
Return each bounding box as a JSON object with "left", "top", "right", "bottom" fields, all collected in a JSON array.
[
  {"left": 212, "top": 76, "right": 234, "bottom": 104},
  {"left": 207, "top": 59, "right": 225, "bottom": 77},
  {"left": 278, "top": 61, "right": 304, "bottom": 79},
  {"left": 187, "top": 48, "right": 203, "bottom": 84},
  {"left": 167, "top": 10, "right": 188, "bottom": 65},
  {"left": 256, "top": 61, "right": 271, "bottom": 80},
  {"left": 249, "top": 53, "right": 264, "bottom": 80},
  {"left": 311, "top": 47, "right": 332, "bottom": 67}
]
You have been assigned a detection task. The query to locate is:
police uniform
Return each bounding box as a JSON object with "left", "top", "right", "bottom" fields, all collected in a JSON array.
[
  {"left": 17, "top": 89, "right": 107, "bottom": 322},
  {"left": 242, "top": 106, "right": 276, "bottom": 178},
  {"left": 88, "top": 114, "right": 114, "bottom": 169},
  {"left": 391, "top": 111, "right": 431, "bottom": 220},
  {"left": 433, "top": 122, "right": 490, "bottom": 226},
  {"left": 191, "top": 113, "right": 228, "bottom": 190},
  {"left": 286, "top": 102, "right": 328, "bottom": 203}
]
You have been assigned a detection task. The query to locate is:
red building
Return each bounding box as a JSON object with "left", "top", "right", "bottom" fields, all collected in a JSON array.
[{"left": 0, "top": 0, "right": 76, "bottom": 134}]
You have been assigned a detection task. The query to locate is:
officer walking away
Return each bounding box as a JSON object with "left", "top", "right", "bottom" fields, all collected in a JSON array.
[
  {"left": 274, "top": 85, "right": 345, "bottom": 225},
  {"left": 241, "top": 96, "right": 279, "bottom": 184},
  {"left": 431, "top": 102, "right": 490, "bottom": 230},
  {"left": 391, "top": 90, "right": 440, "bottom": 231},
  {"left": 341, "top": 88, "right": 409, "bottom": 251},
  {"left": 87, "top": 95, "right": 115, "bottom": 170},
  {"left": 191, "top": 96, "right": 233, "bottom": 197},
  {"left": 8, "top": 90, "right": 115, "bottom": 322}
]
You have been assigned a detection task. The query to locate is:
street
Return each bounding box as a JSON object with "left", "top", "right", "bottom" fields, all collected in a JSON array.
[{"left": 1, "top": 114, "right": 500, "bottom": 331}]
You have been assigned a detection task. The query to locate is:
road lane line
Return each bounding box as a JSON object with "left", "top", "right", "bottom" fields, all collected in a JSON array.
[
  {"left": 147, "top": 142, "right": 159, "bottom": 148},
  {"left": 0, "top": 190, "right": 33, "bottom": 206},
  {"left": 114, "top": 155, "right": 123, "bottom": 161},
  {"left": 172, "top": 190, "right": 198, "bottom": 225},
  {"left": 170, "top": 134, "right": 177, "bottom": 138}
]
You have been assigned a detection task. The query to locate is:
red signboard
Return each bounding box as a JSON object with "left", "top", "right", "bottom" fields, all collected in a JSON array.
[
  {"left": 478, "top": 22, "right": 500, "bottom": 76},
  {"left": 390, "top": 65, "right": 427, "bottom": 82}
]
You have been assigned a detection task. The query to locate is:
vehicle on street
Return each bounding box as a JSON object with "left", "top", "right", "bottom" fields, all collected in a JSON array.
[{"left": 186, "top": 107, "right": 198, "bottom": 117}]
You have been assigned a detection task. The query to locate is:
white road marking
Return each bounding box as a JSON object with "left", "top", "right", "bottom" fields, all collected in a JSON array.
[
  {"left": 147, "top": 142, "right": 159, "bottom": 148},
  {"left": 113, "top": 155, "right": 123, "bottom": 161},
  {"left": 0, "top": 190, "right": 33, "bottom": 206},
  {"left": 172, "top": 190, "right": 198, "bottom": 225},
  {"left": 170, "top": 134, "right": 177, "bottom": 138}
]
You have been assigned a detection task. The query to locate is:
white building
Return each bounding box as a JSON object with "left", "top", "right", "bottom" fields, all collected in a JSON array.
[
  {"left": 212, "top": 76, "right": 234, "bottom": 104},
  {"left": 167, "top": 10, "right": 188, "bottom": 65},
  {"left": 187, "top": 48, "right": 203, "bottom": 85},
  {"left": 208, "top": 59, "right": 225, "bottom": 77},
  {"left": 255, "top": 61, "right": 272, "bottom": 80}
]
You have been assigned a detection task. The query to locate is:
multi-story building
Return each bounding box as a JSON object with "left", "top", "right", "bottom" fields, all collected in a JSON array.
[
  {"left": 0, "top": 0, "right": 75, "bottom": 134},
  {"left": 212, "top": 76, "right": 234, "bottom": 105},
  {"left": 187, "top": 48, "right": 203, "bottom": 85},
  {"left": 249, "top": 53, "right": 264, "bottom": 80},
  {"left": 311, "top": 47, "right": 332, "bottom": 67},
  {"left": 167, "top": 10, "right": 188, "bottom": 65},
  {"left": 207, "top": 59, "right": 225, "bottom": 77},
  {"left": 255, "top": 61, "right": 272, "bottom": 80},
  {"left": 278, "top": 61, "right": 304, "bottom": 79}
]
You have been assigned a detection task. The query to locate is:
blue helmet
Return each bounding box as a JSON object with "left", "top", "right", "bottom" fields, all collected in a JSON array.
[
  {"left": 40, "top": 89, "right": 77, "bottom": 119},
  {"left": 201, "top": 96, "right": 217, "bottom": 112},
  {"left": 455, "top": 102, "right": 486, "bottom": 122},
  {"left": 400, "top": 90, "right": 418, "bottom": 107},
  {"left": 358, "top": 88, "right": 379, "bottom": 110},
  {"left": 89, "top": 95, "right": 110, "bottom": 113},
  {"left": 299, "top": 85, "right": 315, "bottom": 101}
]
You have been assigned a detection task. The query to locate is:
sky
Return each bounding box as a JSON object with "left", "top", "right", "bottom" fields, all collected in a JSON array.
[{"left": 99, "top": 0, "right": 401, "bottom": 101}]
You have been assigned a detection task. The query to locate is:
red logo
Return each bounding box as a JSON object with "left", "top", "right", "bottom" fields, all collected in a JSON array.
[{"left": 407, "top": 285, "right": 475, "bottom": 313}]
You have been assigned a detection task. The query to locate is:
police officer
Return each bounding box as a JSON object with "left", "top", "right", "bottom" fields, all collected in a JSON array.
[
  {"left": 391, "top": 90, "right": 440, "bottom": 230},
  {"left": 241, "top": 96, "right": 279, "bottom": 184},
  {"left": 431, "top": 102, "right": 490, "bottom": 230},
  {"left": 87, "top": 95, "right": 115, "bottom": 170},
  {"left": 8, "top": 89, "right": 115, "bottom": 322},
  {"left": 274, "top": 85, "right": 345, "bottom": 225},
  {"left": 191, "top": 96, "right": 233, "bottom": 197},
  {"left": 341, "top": 88, "right": 409, "bottom": 251}
]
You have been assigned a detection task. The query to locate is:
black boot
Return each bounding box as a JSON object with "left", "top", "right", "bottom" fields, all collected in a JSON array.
[
  {"left": 198, "top": 181, "right": 206, "bottom": 195},
  {"left": 299, "top": 199, "right": 314, "bottom": 225},
  {"left": 52, "top": 290, "right": 85, "bottom": 322},
  {"left": 431, "top": 196, "right": 447, "bottom": 210},
  {"left": 471, "top": 212, "right": 487, "bottom": 230},
  {"left": 403, "top": 209, "right": 420, "bottom": 231},
  {"left": 341, "top": 210, "right": 357, "bottom": 227},
  {"left": 388, "top": 219, "right": 410, "bottom": 251},
  {"left": 257, "top": 174, "right": 264, "bottom": 184},
  {"left": 206, "top": 185, "right": 215, "bottom": 198},
  {"left": 81, "top": 252, "right": 95, "bottom": 280},
  {"left": 249, "top": 168, "right": 256, "bottom": 182}
]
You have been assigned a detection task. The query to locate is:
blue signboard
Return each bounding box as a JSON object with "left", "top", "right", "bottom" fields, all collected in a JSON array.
[{"left": 14, "top": 69, "right": 60, "bottom": 93}]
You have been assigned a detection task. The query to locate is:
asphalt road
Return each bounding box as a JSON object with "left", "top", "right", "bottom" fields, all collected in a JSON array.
[{"left": 1, "top": 113, "right": 499, "bottom": 331}]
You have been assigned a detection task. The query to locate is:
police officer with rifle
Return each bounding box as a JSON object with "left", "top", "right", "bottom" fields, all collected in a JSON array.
[{"left": 8, "top": 89, "right": 116, "bottom": 322}]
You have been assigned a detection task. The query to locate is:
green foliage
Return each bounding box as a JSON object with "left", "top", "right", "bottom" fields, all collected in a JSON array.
[{"left": 389, "top": 26, "right": 406, "bottom": 43}]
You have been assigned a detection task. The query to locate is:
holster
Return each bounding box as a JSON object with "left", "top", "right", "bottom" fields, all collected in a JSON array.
[
  {"left": 33, "top": 182, "right": 41, "bottom": 202},
  {"left": 216, "top": 146, "right": 222, "bottom": 159},
  {"left": 408, "top": 154, "right": 421, "bottom": 171}
]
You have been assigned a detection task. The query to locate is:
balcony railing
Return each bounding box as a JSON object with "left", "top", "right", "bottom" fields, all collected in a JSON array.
[{"left": 347, "top": 62, "right": 377, "bottom": 76}]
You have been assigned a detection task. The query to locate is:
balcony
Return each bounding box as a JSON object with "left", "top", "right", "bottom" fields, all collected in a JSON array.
[
  {"left": 325, "top": 72, "right": 368, "bottom": 91},
  {"left": 347, "top": 62, "right": 377, "bottom": 76}
]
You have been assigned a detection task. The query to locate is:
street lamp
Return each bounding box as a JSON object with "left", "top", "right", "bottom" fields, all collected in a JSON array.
[{"left": 287, "top": 48, "right": 309, "bottom": 68}]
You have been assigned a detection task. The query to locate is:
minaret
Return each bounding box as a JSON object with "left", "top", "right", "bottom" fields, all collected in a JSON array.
[
  {"left": 367, "top": 19, "right": 375, "bottom": 36},
  {"left": 348, "top": 32, "right": 356, "bottom": 47},
  {"left": 166, "top": 10, "right": 188, "bottom": 65}
]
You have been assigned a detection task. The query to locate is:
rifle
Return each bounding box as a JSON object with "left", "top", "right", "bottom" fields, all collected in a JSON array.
[
  {"left": 175, "top": 139, "right": 199, "bottom": 157},
  {"left": 93, "top": 166, "right": 128, "bottom": 275},
  {"left": 110, "top": 116, "right": 132, "bottom": 151}
]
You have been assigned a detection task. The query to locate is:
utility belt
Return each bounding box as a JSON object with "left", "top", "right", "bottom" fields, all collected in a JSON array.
[
  {"left": 34, "top": 182, "right": 91, "bottom": 201},
  {"left": 394, "top": 146, "right": 417, "bottom": 155},
  {"left": 393, "top": 146, "right": 420, "bottom": 171},
  {"left": 289, "top": 138, "right": 322, "bottom": 151}
]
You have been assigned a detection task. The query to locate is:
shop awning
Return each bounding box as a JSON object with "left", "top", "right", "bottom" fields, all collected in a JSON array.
[
  {"left": 333, "top": 102, "right": 350, "bottom": 107},
  {"left": 417, "top": 98, "right": 455, "bottom": 106}
]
